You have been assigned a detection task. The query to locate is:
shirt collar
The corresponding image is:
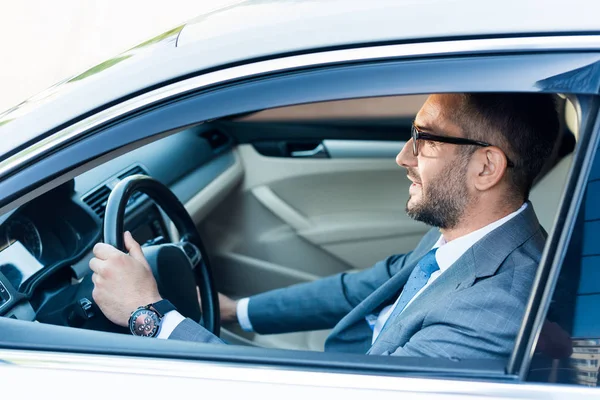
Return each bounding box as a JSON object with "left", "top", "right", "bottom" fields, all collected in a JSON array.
[{"left": 431, "top": 203, "right": 528, "bottom": 272}]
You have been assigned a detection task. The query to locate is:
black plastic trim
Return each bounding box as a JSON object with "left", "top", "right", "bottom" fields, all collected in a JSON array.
[{"left": 219, "top": 118, "right": 413, "bottom": 144}]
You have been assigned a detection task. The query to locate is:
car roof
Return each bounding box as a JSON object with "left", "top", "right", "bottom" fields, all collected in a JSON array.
[
  {"left": 178, "top": 0, "right": 600, "bottom": 49},
  {"left": 1, "top": 0, "right": 599, "bottom": 159}
]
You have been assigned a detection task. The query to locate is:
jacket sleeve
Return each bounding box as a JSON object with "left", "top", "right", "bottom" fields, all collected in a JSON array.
[
  {"left": 168, "top": 318, "right": 226, "bottom": 345},
  {"left": 247, "top": 228, "right": 440, "bottom": 335},
  {"left": 247, "top": 252, "right": 413, "bottom": 335}
]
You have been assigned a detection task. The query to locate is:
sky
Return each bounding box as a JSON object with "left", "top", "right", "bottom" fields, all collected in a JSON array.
[{"left": 0, "top": 0, "right": 241, "bottom": 112}]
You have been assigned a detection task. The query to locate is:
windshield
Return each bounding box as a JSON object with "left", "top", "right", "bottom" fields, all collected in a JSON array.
[{"left": 0, "top": 25, "right": 183, "bottom": 151}]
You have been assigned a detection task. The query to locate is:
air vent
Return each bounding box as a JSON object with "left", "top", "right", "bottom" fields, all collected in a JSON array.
[
  {"left": 82, "top": 165, "right": 149, "bottom": 219},
  {"left": 82, "top": 185, "right": 111, "bottom": 219},
  {"left": 118, "top": 165, "right": 147, "bottom": 180},
  {"left": 118, "top": 165, "right": 149, "bottom": 206}
]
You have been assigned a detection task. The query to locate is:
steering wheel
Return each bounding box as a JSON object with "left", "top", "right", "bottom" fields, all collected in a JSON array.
[{"left": 73, "top": 175, "right": 220, "bottom": 335}]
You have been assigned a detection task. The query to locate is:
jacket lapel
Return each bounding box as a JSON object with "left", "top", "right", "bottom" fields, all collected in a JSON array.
[
  {"left": 367, "top": 249, "right": 476, "bottom": 354},
  {"left": 468, "top": 202, "right": 542, "bottom": 279}
]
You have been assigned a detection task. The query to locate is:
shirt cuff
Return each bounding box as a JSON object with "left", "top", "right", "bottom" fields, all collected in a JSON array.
[
  {"left": 157, "top": 310, "right": 186, "bottom": 339},
  {"left": 236, "top": 297, "right": 254, "bottom": 332}
]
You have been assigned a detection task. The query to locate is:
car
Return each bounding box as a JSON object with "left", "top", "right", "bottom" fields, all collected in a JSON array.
[{"left": 1, "top": 0, "right": 600, "bottom": 397}]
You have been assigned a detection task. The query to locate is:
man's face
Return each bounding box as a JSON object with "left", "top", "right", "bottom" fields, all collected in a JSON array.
[{"left": 396, "top": 94, "right": 471, "bottom": 229}]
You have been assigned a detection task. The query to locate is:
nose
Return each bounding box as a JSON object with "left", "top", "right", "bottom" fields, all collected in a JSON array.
[{"left": 396, "top": 139, "right": 417, "bottom": 168}]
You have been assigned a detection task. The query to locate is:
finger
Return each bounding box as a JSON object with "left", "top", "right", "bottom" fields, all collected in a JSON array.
[
  {"left": 93, "top": 242, "right": 123, "bottom": 260},
  {"left": 91, "top": 272, "right": 102, "bottom": 285},
  {"left": 89, "top": 257, "right": 104, "bottom": 273},
  {"left": 124, "top": 231, "right": 149, "bottom": 267}
]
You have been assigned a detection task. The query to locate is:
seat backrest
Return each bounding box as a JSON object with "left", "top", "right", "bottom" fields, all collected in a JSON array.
[
  {"left": 529, "top": 98, "right": 578, "bottom": 232},
  {"left": 529, "top": 153, "right": 573, "bottom": 233}
]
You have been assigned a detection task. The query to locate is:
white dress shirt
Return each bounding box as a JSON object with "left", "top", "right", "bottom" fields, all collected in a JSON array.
[{"left": 158, "top": 203, "right": 527, "bottom": 340}]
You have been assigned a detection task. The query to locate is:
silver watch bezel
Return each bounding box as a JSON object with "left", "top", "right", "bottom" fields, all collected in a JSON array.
[{"left": 128, "top": 306, "right": 161, "bottom": 337}]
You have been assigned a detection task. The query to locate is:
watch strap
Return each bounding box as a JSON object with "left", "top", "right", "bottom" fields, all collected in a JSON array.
[{"left": 150, "top": 299, "right": 177, "bottom": 317}]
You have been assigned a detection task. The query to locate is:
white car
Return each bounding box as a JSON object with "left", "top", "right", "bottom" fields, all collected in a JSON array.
[{"left": 1, "top": 0, "right": 599, "bottom": 398}]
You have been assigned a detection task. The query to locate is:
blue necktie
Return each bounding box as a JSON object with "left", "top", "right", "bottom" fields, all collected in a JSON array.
[{"left": 375, "top": 248, "right": 440, "bottom": 340}]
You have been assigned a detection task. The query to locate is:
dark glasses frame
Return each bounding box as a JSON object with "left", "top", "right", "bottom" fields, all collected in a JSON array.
[{"left": 411, "top": 124, "right": 515, "bottom": 168}]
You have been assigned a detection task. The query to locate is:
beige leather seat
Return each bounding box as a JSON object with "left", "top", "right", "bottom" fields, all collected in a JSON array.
[
  {"left": 529, "top": 99, "right": 577, "bottom": 233},
  {"left": 529, "top": 154, "right": 573, "bottom": 233}
]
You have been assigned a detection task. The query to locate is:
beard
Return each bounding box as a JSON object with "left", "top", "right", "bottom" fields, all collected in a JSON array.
[{"left": 405, "top": 161, "right": 469, "bottom": 229}]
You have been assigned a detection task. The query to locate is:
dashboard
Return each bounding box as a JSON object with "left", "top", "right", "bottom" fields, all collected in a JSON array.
[
  {"left": 0, "top": 124, "right": 235, "bottom": 322},
  {"left": 0, "top": 203, "right": 79, "bottom": 290}
]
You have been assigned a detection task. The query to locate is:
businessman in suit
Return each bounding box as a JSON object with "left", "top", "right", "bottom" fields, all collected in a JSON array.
[{"left": 90, "top": 93, "right": 559, "bottom": 359}]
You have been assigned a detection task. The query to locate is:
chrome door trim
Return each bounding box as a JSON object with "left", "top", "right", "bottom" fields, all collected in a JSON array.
[
  {"left": 1, "top": 35, "right": 600, "bottom": 179},
  {"left": 324, "top": 140, "right": 406, "bottom": 159},
  {"left": 0, "top": 349, "right": 598, "bottom": 398}
]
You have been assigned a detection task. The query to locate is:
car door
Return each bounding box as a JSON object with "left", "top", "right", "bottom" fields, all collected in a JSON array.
[{"left": 2, "top": 35, "right": 600, "bottom": 400}]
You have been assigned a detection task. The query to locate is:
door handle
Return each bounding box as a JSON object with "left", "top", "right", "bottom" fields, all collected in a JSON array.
[
  {"left": 323, "top": 140, "right": 405, "bottom": 158},
  {"left": 290, "top": 143, "right": 329, "bottom": 158}
]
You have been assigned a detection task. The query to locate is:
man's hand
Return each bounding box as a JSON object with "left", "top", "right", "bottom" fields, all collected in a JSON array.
[
  {"left": 197, "top": 289, "right": 238, "bottom": 324},
  {"left": 90, "top": 231, "right": 162, "bottom": 327}
]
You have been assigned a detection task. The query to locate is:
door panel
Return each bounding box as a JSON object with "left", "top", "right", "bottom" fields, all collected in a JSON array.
[
  {"left": 221, "top": 144, "right": 427, "bottom": 272},
  {"left": 267, "top": 166, "right": 426, "bottom": 269}
]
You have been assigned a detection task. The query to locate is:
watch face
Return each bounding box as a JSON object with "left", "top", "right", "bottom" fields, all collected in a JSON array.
[{"left": 129, "top": 308, "right": 160, "bottom": 337}]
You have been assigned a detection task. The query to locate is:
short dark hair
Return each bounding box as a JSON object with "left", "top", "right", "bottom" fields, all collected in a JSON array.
[{"left": 455, "top": 93, "right": 560, "bottom": 201}]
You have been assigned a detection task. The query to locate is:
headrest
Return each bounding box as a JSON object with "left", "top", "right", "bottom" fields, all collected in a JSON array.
[{"left": 565, "top": 99, "right": 579, "bottom": 140}]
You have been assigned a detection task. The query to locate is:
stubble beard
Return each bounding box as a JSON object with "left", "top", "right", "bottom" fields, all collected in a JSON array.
[{"left": 405, "top": 161, "right": 470, "bottom": 229}]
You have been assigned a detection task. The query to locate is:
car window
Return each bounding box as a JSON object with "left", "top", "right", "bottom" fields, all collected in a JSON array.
[{"left": 527, "top": 121, "right": 600, "bottom": 387}]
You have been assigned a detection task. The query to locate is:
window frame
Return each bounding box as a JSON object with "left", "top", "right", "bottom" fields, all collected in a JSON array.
[
  {"left": 1, "top": 42, "right": 600, "bottom": 382},
  {"left": 509, "top": 96, "right": 600, "bottom": 378}
]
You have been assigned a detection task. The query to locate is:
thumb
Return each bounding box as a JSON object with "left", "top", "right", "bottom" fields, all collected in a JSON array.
[{"left": 124, "top": 231, "right": 149, "bottom": 267}]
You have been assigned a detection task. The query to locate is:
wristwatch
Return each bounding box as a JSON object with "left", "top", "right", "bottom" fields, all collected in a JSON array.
[{"left": 128, "top": 299, "right": 177, "bottom": 337}]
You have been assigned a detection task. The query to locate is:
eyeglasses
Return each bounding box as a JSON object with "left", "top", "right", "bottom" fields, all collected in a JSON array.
[{"left": 411, "top": 124, "right": 515, "bottom": 168}]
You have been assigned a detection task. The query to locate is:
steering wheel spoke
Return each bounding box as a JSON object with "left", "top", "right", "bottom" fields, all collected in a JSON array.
[{"left": 176, "top": 239, "right": 203, "bottom": 269}]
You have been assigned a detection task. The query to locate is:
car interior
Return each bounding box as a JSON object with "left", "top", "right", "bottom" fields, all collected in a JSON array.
[{"left": 0, "top": 93, "right": 581, "bottom": 362}]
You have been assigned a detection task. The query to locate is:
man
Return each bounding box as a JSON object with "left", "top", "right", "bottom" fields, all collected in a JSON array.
[{"left": 90, "top": 93, "right": 559, "bottom": 359}]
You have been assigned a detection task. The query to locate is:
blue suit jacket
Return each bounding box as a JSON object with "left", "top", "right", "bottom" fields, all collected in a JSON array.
[{"left": 170, "top": 203, "right": 545, "bottom": 359}]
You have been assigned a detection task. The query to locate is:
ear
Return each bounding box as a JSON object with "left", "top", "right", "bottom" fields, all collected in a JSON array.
[{"left": 472, "top": 147, "right": 508, "bottom": 191}]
